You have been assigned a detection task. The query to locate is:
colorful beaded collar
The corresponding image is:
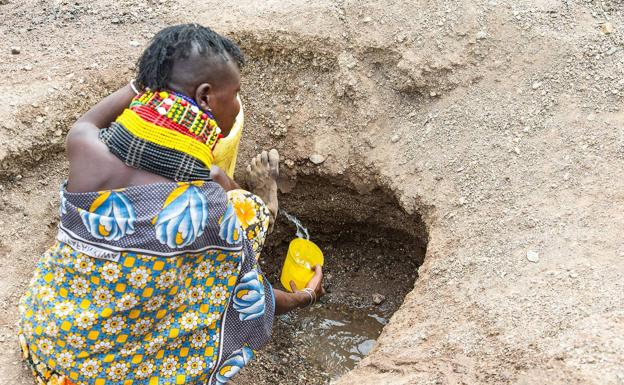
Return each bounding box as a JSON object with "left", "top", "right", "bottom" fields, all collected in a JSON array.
[{"left": 129, "top": 90, "right": 222, "bottom": 149}]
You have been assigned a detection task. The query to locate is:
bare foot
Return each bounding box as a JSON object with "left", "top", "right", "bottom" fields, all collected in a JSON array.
[{"left": 247, "top": 149, "right": 279, "bottom": 232}]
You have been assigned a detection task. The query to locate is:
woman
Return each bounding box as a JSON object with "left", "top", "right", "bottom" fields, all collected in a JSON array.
[{"left": 18, "top": 24, "right": 324, "bottom": 385}]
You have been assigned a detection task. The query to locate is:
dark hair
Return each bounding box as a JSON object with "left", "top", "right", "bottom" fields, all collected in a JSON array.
[{"left": 136, "top": 23, "right": 244, "bottom": 90}]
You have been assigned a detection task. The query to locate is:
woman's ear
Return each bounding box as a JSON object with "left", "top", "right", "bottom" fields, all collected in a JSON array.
[{"left": 194, "top": 83, "right": 213, "bottom": 112}]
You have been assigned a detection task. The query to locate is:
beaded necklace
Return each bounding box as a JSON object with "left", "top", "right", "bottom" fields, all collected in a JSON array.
[{"left": 129, "top": 90, "right": 222, "bottom": 150}]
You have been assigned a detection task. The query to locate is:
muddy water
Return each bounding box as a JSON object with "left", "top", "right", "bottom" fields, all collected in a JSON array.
[
  {"left": 279, "top": 303, "right": 387, "bottom": 379},
  {"left": 274, "top": 213, "right": 387, "bottom": 379},
  {"left": 235, "top": 185, "right": 427, "bottom": 384}
]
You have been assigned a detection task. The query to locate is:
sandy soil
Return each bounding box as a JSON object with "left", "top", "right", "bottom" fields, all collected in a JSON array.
[{"left": 1, "top": 0, "right": 623, "bottom": 384}]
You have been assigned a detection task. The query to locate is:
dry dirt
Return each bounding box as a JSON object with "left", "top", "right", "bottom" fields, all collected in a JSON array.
[{"left": 1, "top": 0, "right": 624, "bottom": 384}]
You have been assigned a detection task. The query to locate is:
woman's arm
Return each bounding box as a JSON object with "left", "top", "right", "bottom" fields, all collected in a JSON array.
[
  {"left": 273, "top": 265, "right": 325, "bottom": 315},
  {"left": 67, "top": 84, "right": 136, "bottom": 157},
  {"left": 210, "top": 165, "right": 241, "bottom": 191}
]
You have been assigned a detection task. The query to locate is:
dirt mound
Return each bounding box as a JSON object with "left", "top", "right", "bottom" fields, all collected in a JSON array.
[{"left": 1, "top": 0, "right": 623, "bottom": 384}]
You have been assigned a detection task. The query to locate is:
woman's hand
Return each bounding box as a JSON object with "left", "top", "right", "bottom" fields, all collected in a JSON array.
[
  {"left": 290, "top": 264, "right": 325, "bottom": 304},
  {"left": 273, "top": 265, "right": 325, "bottom": 315}
]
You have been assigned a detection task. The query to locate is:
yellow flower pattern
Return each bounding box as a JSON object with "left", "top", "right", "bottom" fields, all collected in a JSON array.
[{"left": 18, "top": 186, "right": 274, "bottom": 385}]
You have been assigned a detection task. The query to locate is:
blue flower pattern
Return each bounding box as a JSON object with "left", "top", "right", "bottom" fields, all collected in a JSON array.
[
  {"left": 219, "top": 201, "right": 242, "bottom": 244},
  {"left": 153, "top": 183, "right": 210, "bottom": 248},
  {"left": 78, "top": 191, "right": 136, "bottom": 241},
  {"left": 215, "top": 346, "right": 255, "bottom": 385},
  {"left": 233, "top": 270, "right": 266, "bottom": 321},
  {"left": 59, "top": 188, "right": 67, "bottom": 216}
]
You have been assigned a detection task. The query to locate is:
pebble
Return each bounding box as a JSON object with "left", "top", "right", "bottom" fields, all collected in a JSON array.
[
  {"left": 526, "top": 250, "right": 539, "bottom": 263},
  {"left": 129, "top": 40, "right": 140, "bottom": 47},
  {"left": 309, "top": 154, "right": 325, "bottom": 165},
  {"left": 22, "top": 65, "right": 33, "bottom": 71},
  {"left": 284, "top": 159, "right": 295, "bottom": 168},
  {"left": 357, "top": 339, "right": 376, "bottom": 355},
  {"left": 10, "top": 46, "right": 20, "bottom": 55},
  {"left": 363, "top": 17, "right": 372, "bottom": 23},
  {"left": 391, "top": 134, "right": 400, "bottom": 143},
  {"left": 476, "top": 30, "right": 487, "bottom": 40},
  {"left": 111, "top": 17, "right": 121, "bottom": 24},
  {"left": 532, "top": 81, "right": 542, "bottom": 90},
  {"left": 600, "top": 22, "right": 614, "bottom": 34},
  {"left": 372, "top": 293, "right": 386, "bottom": 305},
  {"left": 35, "top": 116, "right": 44, "bottom": 123}
]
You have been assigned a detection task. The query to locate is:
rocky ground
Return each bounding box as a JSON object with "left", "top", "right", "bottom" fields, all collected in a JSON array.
[{"left": 1, "top": 0, "right": 623, "bottom": 384}]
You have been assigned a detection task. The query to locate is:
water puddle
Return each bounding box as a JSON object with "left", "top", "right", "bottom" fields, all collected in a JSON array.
[
  {"left": 275, "top": 211, "right": 389, "bottom": 379},
  {"left": 278, "top": 303, "right": 387, "bottom": 379}
]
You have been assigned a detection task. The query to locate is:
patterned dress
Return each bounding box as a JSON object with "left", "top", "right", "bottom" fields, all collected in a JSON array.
[{"left": 18, "top": 181, "right": 274, "bottom": 385}]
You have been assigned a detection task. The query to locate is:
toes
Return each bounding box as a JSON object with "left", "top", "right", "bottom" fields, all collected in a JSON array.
[
  {"left": 268, "top": 149, "right": 280, "bottom": 177},
  {"left": 260, "top": 150, "right": 269, "bottom": 166}
]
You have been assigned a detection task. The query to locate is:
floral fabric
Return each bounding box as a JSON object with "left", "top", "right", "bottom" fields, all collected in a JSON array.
[{"left": 18, "top": 183, "right": 274, "bottom": 385}]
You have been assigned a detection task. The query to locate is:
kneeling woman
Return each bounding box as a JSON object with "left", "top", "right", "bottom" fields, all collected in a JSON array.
[{"left": 17, "top": 24, "right": 323, "bottom": 385}]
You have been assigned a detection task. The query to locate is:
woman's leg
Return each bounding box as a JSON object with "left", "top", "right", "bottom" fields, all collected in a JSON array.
[
  {"left": 226, "top": 148, "right": 280, "bottom": 257},
  {"left": 227, "top": 189, "right": 271, "bottom": 257}
]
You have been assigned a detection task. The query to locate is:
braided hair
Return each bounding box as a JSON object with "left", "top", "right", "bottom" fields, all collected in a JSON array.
[{"left": 136, "top": 23, "right": 244, "bottom": 90}]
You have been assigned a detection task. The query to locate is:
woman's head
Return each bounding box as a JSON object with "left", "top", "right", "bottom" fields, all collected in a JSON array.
[{"left": 136, "top": 24, "right": 244, "bottom": 134}]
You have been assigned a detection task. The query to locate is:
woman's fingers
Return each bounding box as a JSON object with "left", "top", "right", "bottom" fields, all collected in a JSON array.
[
  {"left": 309, "top": 265, "right": 324, "bottom": 299},
  {"left": 289, "top": 280, "right": 298, "bottom": 292}
]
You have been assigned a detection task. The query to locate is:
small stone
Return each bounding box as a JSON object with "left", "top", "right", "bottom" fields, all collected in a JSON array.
[
  {"left": 10, "top": 46, "right": 20, "bottom": 54},
  {"left": 391, "top": 134, "right": 400, "bottom": 143},
  {"left": 459, "top": 196, "right": 467, "bottom": 205},
  {"left": 54, "top": 129, "right": 63, "bottom": 137},
  {"left": 363, "top": 17, "right": 372, "bottom": 23},
  {"left": 15, "top": 174, "right": 22, "bottom": 181},
  {"left": 430, "top": 91, "right": 437, "bottom": 97},
  {"left": 284, "top": 159, "right": 294, "bottom": 168},
  {"left": 309, "top": 154, "right": 325, "bottom": 165},
  {"left": 129, "top": 40, "right": 140, "bottom": 47},
  {"left": 607, "top": 47, "right": 618, "bottom": 55},
  {"left": 526, "top": 250, "right": 539, "bottom": 263},
  {"left": 372, "top": 293, "right": 386, "bottom": 305},
  {"left": 476, "top": 30, "right": 487, "bottom": 40},
  {"left": 532, "top": 81, "right": 542, "bottom": 90},
  {"left": 111, "top": 17, "right": 121, "bottom": 24},
  {"left": 513, "top": 147, "right": 520, "bottom": 155},
  {"left": 587, "top": 113, "right": 595, "bottom": 121},
  {"left": 357, "top": 339, "right": 376, "bottom": 355},
  {"left": 35, "top": 116, "right": 44, "bottom": 123},
  {"left": 600, "top": 22, "right": 614, "bottom": 34},
  {"left": 22, "top": 65, "right": 33, "bottom": 71}
]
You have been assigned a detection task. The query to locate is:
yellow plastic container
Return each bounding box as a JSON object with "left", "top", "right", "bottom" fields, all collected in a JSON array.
[{"left": 280, "top": 238, "right": 324, "bottom": 292}]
